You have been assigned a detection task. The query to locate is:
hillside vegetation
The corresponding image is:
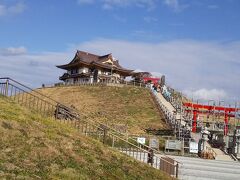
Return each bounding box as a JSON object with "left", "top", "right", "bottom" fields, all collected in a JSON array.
[
  {"left": 0, "top": 95, "right": 170, "bottom": 179},
  {"left": 38, "top": 85, "right": 169, "bottom": 134}
]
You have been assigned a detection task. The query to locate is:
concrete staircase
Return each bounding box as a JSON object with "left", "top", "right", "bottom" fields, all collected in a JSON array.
[
  {"left": 122, "top": 150, "right": 239, "bottom": 180},
  {"left": 0, "top": 78, "right": 180, "bottom": 178},
  {"left": 171, "top": 155, "right": 240, "bottom": 180},
  {"left": 204, "top": 141, "right": 233, "bottom": 161},
  {"left": 156, "top": 91, "right": 176, "bottom": 113},
  {"left": 155, "top": 91, "right": 185, "bottom": 125},
  {"left": 212, "top": 148, "right": 233, "bottom": 161}
]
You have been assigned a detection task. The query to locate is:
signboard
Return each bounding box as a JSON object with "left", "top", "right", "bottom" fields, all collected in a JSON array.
[
  {"left": 165, "top": 140, "right": 181, "bottom": 150},
  {"left": 149, "top": 138, "right": 159, "bottom": 149},
  {"left": 189, "top": 142, "right": 198, "bottom": 153},
  {"left": 137, "top": 137, "right": 146, "bottom": 145}
]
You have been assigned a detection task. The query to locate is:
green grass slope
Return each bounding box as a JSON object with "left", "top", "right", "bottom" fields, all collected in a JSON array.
[
  {"left": 0, "top": 96, "right": 170, "bottom": 179},
  {"left": 38, "top": 86, "right": 169, "bottom": 134}
]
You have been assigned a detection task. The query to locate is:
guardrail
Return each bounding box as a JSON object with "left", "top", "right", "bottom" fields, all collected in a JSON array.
[
  {"left": 0, "top": 78, "right": 58, "bottom": 117},
  {"left": 150, "top": 89, "right": 178, "bottom": 130},
  {"left": 42, "top": 80, "right": 147, "bottom": 89},
  {"left": 150, "top": 89, "right": 194, "bottom": 144},
  {"left": 0, "top": 77, "right": 180, "bottom": 178}
]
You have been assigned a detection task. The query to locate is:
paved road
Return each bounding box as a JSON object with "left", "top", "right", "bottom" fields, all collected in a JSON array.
[
  {"left": 120, "top": 150, "right": 240, "bottom": 180},
  {"left": 170, "top": 155, "right": 240, "bottom": 180},
  {"left": 148, "top": 92, "right": 240, "bottom": 179}
]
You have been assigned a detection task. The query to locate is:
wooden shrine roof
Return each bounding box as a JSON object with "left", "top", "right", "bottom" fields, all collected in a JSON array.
[{"left": 56, "top": 50, "right": 134, "bottom": 74}]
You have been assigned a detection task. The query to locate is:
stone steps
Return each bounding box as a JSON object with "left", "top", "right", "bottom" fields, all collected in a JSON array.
[
  {"left": 211, "top": 148, "right": 233, "bottom": 161},
  {"left": 180, "top": 163, "right": 240, "bottom": 174},
  {"left": 179, "top": 168, "right": 240, "bottom": 180},
  {"left": 170, "top": 155, "right": 240, "bottom": 180}
]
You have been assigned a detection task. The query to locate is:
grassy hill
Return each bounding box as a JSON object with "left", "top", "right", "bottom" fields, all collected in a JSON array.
[
  {"left": 37, "top": 85, "right": 169, "bottom": 134},
  {"left": 0, "top": 95, "right": 171, "bottom": 179}
]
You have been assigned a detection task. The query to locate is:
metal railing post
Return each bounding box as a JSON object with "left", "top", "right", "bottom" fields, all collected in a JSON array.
[
  {"left": 0, "top": 77, "right": 182, "bottom": 179},
  {"left": 5, "top": 79, "right": 9, "bottom": 96},
  {"left": 103, "top": 128, "right": 107, "bottom": 144},
  {"left": 176, "top": 163, "right": 179, "bottom": 178},
  {"left": 112, "top": 135, "right": 115, "bottom": 147}
]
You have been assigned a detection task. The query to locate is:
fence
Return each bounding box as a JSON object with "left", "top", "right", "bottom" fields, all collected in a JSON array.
[
  {"left": 150, "top": 88, "right": 194, "bottom": 143},
  {"left": 0, "top": 77, "right": 180, "bottom": 178},
  {"left": 150, "top": 89, "right": 178, "bottom": 130},
  {"left": 42, "top": 80, "right": 147, "bottom": 89},
  {"left": 0, "top": 78, "right": 58, "bottom": 117}
]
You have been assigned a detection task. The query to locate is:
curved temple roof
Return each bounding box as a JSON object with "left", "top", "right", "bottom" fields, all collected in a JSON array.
[{"left": 56, "top": 50, "right": 134, "bottom": 75}]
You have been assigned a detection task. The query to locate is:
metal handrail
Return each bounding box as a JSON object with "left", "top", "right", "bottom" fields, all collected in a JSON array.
[
  {"left": 0, "top": 77, "right": 62, "bottom": 106},
  {"left": 0, "top": 77, "right": 180, "bottom": 176},
  {"left": 42, "top": 80, "right": 147, "bottom": 89},
  {"left": 33, "top": 79, "right": 177, "bottom": 157},
  {"left": 53, "top": 83, "right": 181, "bottom": 164}
]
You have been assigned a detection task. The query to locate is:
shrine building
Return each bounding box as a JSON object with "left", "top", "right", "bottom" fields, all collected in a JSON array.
[{"left": 56, "top": 51, "right": 134, "bottom": 84}]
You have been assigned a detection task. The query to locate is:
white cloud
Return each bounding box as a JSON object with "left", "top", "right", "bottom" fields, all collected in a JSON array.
[
  {"left": 77, "top": 0, "right": 196, "bottom": 11},
  {"left": 163, "top": 0, "right": 189, "bottom": 12},
  {"left": 77, "top": 0, "right": 157, "bottom": 10},
  {"left": 8, "top": 2, "right": 26, "bottom": 14},
  {"left": 0, "top": 51, "right": 70, "bottom": 87},
  {"left": 0, "top": 5, "right": 6, "bottom": 16},
  {"left": 73, "top": 39, "right": 240, "bottom": 101},
  {"left": 132, "top": 30, "right": 163, "bottom": 41},
  {"left": 164, "top": 0, "right": 179, "bottom": 9},
  {"left": 0, "top": 39, "right": 240, "bottom": 102},
  {"left": 0, "top": 2, "right": 26, "bottom": 17},
  {"left": 115, "top": 0, "right": 156, "bottom": 10},
  {"left": 133, "top": 69, "right": 162, "bottom": 78},
  {"left": 0, "top": 46, "right": 27, "bottom": 56},
  {"left": 151, "top": 71, "right": 162, "bottom": 78},
  {"left": 183, "top": 88, "right": 227, "bottom": 101}
]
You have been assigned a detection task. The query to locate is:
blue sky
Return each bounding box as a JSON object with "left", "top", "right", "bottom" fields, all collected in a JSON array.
[
  {"left": 0, "top": 0, "right": 240, "bottom": 104},
  {"left": 1, "top": 0, "right": 240, "bottom": 51}
]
